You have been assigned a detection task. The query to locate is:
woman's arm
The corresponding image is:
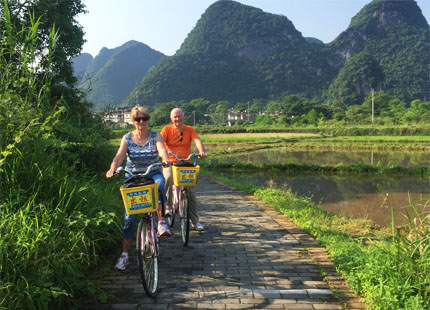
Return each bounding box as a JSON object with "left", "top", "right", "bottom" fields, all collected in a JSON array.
[{"left": 106, "top": 137, "right": 128, "bottom": 178}]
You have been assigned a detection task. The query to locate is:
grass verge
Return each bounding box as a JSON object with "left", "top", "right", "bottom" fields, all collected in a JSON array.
[{"left": 200, "top": 160, "right": 429, "bottom": 176}]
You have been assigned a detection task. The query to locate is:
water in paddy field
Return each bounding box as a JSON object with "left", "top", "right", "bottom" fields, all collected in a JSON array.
[
  {"left": 205, "top": 145, "right": 429, "bottom": 227},
  {"left": 212, "top": 147, "right": 430, "bottom": 168},
  {"left": 213, "top": 170, "right": 429, "bottom": 227}
]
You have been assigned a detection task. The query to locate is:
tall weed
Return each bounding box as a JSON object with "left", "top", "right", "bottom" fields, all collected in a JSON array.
[{"left": 0, "top": 3, "right": 121, "bottom": 309}]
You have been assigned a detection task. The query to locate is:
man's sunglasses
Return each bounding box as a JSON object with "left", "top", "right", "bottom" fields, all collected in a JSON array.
[
  {"left": 134, "top": 116, "right": 150, "bottom": 122},
  {"left": 179, "top": 132, "right": 183, "bottom": 142}
]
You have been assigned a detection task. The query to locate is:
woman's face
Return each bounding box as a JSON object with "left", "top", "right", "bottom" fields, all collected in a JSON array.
[{"left": 133, "top": 112, "right": 149, "bottom": 130}]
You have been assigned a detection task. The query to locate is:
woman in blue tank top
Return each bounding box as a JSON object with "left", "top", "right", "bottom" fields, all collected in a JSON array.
[{"left": 106, "top": 106, "right": 171, "bottom": 271}]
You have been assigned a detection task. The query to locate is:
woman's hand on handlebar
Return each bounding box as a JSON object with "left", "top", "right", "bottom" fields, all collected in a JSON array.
[
  {"left": 106, "top": 168, "right": 115, "bottom": 178},
  {"left": 107, "top": 166, "right": 123, "bottom": 178}
]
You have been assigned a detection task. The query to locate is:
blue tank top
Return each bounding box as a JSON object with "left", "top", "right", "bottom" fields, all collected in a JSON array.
[{"left": 125, "top": 131, "right": 160, "bottom": 174}]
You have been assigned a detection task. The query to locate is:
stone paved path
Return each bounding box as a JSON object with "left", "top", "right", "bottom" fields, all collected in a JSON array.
[{"left": 86, "top": 176, "right": 366, "bottom": 309}]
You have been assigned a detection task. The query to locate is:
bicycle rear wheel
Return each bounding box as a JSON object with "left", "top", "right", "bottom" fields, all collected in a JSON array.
[
  {"left": 180, "top": 189, "right": 190, "bottom": 246},
  {"left": 136, "top": 216, "right": 159, "bottom": 298}
]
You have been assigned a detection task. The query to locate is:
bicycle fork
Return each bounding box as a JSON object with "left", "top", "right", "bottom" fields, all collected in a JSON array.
[{"left": 150, "top": 214, "right": 159, "bottom": 257}]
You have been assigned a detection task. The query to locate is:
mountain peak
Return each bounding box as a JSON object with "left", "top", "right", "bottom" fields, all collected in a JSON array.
[
  {"left": 179, "top": 0, "right": 303, "bottom": 58},
  {"left": 328, "top": 0, "right": 429, "bottom": 103},
  {"left": 349, "top": 0, "right": 428, "bottom": 30}
]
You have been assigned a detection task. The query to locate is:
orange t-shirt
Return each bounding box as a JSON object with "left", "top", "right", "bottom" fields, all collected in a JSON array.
[{"left": 160, "top": 124, "right": 199, "bottom": 163}]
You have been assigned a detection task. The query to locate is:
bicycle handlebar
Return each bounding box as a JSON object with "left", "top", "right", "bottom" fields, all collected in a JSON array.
[
  {"left": 168, "top": 152, "right": 199, "bottom": 166},
  {"left": 114, "top": 162, "right": 163, "bottom": 178}
]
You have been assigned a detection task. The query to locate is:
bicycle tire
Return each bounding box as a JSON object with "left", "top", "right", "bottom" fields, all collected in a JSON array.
[
  {"left": 136, "top": 216, "right": 159, "bottom": 298},
  {"left": 180, "top": 188, "right": 190, "bottom": 246},
  {"left": 167, "top": 186, "right": 179, "bottom": 228},
  {"left": 167, "top": 195, "right": 176, "bottom": 227},
  {"left": 166, "top": 211, "right": 175, "bottom": 227}
]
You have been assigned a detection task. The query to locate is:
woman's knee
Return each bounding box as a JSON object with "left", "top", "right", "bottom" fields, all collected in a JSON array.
[{"left": 122, "top": 213, "right": 137, "bottom": 238}]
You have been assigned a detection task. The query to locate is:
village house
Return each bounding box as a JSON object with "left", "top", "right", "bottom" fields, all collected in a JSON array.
[
  {"left": 227, "top": 110, "right": 256, "bottom": 126},
  {"left": 104, "top": 105, "right": 134, "bottom": 124}
]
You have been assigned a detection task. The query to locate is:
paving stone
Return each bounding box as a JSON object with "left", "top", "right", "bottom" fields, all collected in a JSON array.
[{"left": 313, "top": 304, "right": 343, "bottom": 309}]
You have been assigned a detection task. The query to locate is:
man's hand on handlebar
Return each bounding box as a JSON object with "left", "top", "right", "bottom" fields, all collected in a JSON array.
[
  {"left": 198, "top": 152, "right": 207, "bottom": 159},
  {"left": 162, "top": 161, "right": 171, "bottom": 168}
]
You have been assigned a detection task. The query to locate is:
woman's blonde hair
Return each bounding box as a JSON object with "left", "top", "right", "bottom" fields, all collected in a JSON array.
[{"left": 130, "top": 106, "right": 150, "bottom": 120}]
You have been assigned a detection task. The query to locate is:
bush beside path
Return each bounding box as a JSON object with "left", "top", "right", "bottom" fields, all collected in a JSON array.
[{"left": 83, "top": 175, "right": 366, "bottom": 309}]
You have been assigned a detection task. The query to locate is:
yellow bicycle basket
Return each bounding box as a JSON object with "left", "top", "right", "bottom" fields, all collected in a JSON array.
[
  {"left": 120, "top": 182, "right": 159, "bottom": 215},
  {"left": 172, "top": 165, "right": 200, "bottom": 186}
]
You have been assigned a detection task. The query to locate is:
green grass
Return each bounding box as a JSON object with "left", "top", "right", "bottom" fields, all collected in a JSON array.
[
  {"left": 196, "top": 124, "right": 430, "bottom": 136},
  {"left": 199, "top": 134, "right": 430, "bottom": 152},
  {"left": 200, "top": 135, "right": 430, "bottom": 144},
  {"left": 199, "top": 159, "right": 429, "bottom": 176},
  {"left": 318, "top": 136, "right": 430, "bottom": 142}
]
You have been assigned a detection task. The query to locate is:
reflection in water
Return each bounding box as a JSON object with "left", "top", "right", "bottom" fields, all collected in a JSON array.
[
  {"left": 216, "top": 147, "right": 430, "bottom": 168},
  {"left": 216, "top": 170, "right": 429, "bottom": 227}
]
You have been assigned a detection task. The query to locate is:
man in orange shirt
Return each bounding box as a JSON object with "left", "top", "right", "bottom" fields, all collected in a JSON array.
[{"left": 161, "top": 108, "right": 207, "bottom": 230}]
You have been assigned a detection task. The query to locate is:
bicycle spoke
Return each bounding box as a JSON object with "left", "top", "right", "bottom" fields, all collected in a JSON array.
[
  {"left": 137, "top": 217, "right": 159, "bottom": 297},
  {"left": 180, "top": 189, "right": 190, "bottom": 246}
]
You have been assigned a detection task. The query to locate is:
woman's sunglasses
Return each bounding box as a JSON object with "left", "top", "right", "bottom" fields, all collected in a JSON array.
[{"left": 134, "top": 116, "right": 150, "bottom": 122}]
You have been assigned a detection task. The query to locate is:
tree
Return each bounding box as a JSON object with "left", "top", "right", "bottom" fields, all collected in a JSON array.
[
  {"left": 151, "top": 102, "right": 177, "bottom": 126},
  {"left": 1, "top": 0, "right": 87, "bottom": 86},
  {"left": 181, "top": 98, "right": 210, "bottom": 125},
  {"left": 277, "top": 114, "right": 290, "bottom": 125},
  {"left": 265, "top": 100, "right": 282, "bottom": 115},
  {"left": 380, "top": 98, "right": 405, "bottom": 124},
  {"left": 255, "top": 114, "right": 276, "bottom": 126},
  {"left": 281, "top": 95, "right": 307, "bottom": 117},
  {"left": 233, "top": 102, "right": 247, "bottom": 111},
  {"left": 403, "top": 99, "right": 430, "bottom": 123},
  {"left": 345, "top": 105, "right": 366, "bottom": 123},
  {"left": 305, "top": 109, "right": 319, "bottom": 126},
  {"left": 362, "top": 90, "right": 393, "bottom": 117},
  {"left": 249, "top": 99, "right": 263, "bottom": 114},
  {"left": 212, "top": 100, "right": 230, "bottom": 125}
]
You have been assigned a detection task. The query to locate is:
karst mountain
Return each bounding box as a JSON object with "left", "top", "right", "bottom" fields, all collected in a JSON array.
[{"left": 73, "top": 0, "right": 429, "bottom": 111}]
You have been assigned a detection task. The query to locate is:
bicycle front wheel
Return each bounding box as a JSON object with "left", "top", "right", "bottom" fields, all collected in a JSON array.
[
  {"left": 136, "top": 216, "right": 159, "bottom": 298},
  {"left": 180, "top": 189, "right": 190, "bottom": 246},
  {"left": 167, "top": 193, "right": 176, "bottom": 228},
  {"left": 166, "top": 209, "right": 175, "bottom": 227}
]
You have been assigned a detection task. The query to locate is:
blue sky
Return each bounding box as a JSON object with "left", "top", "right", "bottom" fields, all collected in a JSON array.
[{"left": 77, "top": 0, "right": 429, "bottom": 57}]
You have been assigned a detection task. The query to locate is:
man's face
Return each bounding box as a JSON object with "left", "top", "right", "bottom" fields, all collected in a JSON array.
[{"left": 171, "top": 109, "right": 184, "bottom": 128}]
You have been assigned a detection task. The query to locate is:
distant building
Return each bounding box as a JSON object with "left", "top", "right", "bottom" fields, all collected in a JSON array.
[
  {"left": 227, "top": 110, "right": 255, "bottom": 126},
  {"left": 104, "top": 105, "right": 134, "bottom": 124}
]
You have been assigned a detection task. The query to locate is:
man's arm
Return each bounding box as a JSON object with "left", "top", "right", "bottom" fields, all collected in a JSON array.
[
  {"left": 193, "top": 137, "right": 207, "bottom": 158},
  {"left": 156, "top": 132, "right": 171, "bottom": 164}
]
